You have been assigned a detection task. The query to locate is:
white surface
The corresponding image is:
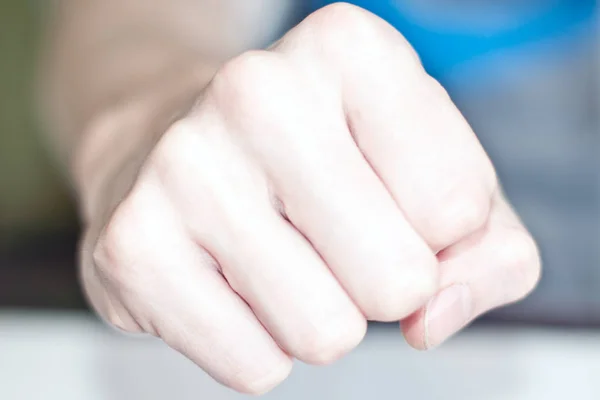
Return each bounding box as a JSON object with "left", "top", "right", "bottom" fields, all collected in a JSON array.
[{"left": 1, "top": 311, "right": 599, "bottom": 400}]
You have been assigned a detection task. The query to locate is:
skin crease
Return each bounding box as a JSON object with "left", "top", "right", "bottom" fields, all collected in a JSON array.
[{"left": 47, "top": 2, "right": 541, "bottom": 395}]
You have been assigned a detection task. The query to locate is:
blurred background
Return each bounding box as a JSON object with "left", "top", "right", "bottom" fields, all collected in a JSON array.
[{"left": 0, "top": 0, "right": 598, "bottom": 399}]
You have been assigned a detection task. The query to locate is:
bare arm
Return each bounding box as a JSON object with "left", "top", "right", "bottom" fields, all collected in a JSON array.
[{"left": 40, "top": 0, "right": 299, "bottom": 219}]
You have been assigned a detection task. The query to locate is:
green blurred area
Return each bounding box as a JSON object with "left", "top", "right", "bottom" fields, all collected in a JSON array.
[{"left": 0, "top": 0, "right": 76, "bottom": 247}]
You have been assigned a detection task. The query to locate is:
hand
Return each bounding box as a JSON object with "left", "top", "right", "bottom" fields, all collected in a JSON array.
[{"left": 78, "top": 3, "right": 541, "bottom": 394}]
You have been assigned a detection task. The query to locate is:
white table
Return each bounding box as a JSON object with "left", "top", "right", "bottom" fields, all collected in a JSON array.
[{"left": 1, "top": 311, "right": 599, "bottom": 400}]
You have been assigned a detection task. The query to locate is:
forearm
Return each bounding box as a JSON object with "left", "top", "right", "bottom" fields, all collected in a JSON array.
[{"left": 40, "top": 0, "right": 299, "bottom": 219}]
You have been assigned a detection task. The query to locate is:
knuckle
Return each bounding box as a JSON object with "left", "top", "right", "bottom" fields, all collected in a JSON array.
[
  {"left": 95, "top": 222, "right": 127, "bottom": 277},
  {"left": 294, "top": 316, "right": 366, "bottom": 365},
  {"left": 94, "top": 196, "right": 144, "bottom": 287},
  {"left": 211, "top": 50, "right": 279, "bottom": 106},
  {"left": 151, "top": 118, "right": 222, "bottom": 192},
  {"left": 152, "top": 119, "right": 198, "bottom": 174},
  {"left": 311, "top": 2, "right": 373, "bottom": 31},
  {"left": 208, "top": 51, "right": 293, "bottom": 136},
  {"left": 102, "top": 212, "right": 130, "bottom": 263},
  {"left": 309, "top": 4, "right": 373, "bottom": 51},
  {"left": 91, "top": 238, "right": 111, "bottom": 272},
  {"left": 306, "top": 2, "right": 420, "bottom": 67},
  {"left": 365, "top": 256, "right": 439, "bottom": 321},
  {"left": 449, "top": 194, "right": 490, "bottom": 233},
  {"left": 434, "top": 189, "right": 492, "bottom": 248}
]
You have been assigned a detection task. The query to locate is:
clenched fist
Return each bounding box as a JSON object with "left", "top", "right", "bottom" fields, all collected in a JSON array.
[{"left": 77, "top": 4, "right": 540, "bottom": 394}]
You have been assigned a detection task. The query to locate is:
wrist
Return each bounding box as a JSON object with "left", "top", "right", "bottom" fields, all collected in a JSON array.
[{"left": 73, "top": 63, "right": 216, "bottom": 224}]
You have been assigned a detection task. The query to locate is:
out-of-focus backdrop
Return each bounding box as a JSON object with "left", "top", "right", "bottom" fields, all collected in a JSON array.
[
  {"left": 0, "top": 0, "right": 80, "bottom": 308},
  {"left": 0, "top": 0, "right": 598, "bottom": 399}
]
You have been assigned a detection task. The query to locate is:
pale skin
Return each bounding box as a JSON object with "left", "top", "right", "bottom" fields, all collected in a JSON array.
[{"left": 43, "top": 0, "right": 541, "bottom": 394}]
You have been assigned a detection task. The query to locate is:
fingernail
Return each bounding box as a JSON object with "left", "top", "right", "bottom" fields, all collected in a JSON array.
[{"left": 424, "top": 284, "right": 472, "bottom": 349}]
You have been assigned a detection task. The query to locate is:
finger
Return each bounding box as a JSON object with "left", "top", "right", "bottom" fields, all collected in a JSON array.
[
  {"left": 280, "top": 4, "right": 497, "bottom": 252},
  {"left": 80, "top": 253, "right": 144, "bottom": 334},
  {"left": 204, "top": 209, "right": 368, "bottom": 365},
  {"left": 346, "top": 72, "right": 497, "bottom": 253},
  {"left": 205, "top": 51, "right": 439, "bottom": 322},
  {"left": 80, "top": 208, "right": 145, "bottom": 334},
  {"left": 91, "top": 175, "right": 292, "bottom": 395},
  {"left": 401, "top": 193, "right": 541, "bottom": 350},
  {"left": 152, "top": 112, "right": 366, "bottom": 365}
]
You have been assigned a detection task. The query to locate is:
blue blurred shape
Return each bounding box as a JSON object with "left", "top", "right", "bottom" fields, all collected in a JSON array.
[{"left": 311, "top": 0, "right": 596, "bottom": 82}]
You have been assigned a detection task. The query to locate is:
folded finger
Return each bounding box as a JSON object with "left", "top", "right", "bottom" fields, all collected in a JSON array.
[
  {"left": 402, "top": 193, "right": 541, "bottom": 349},
  {"left": 92, "top": 175, "right": 292, "bottom": 394}
]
